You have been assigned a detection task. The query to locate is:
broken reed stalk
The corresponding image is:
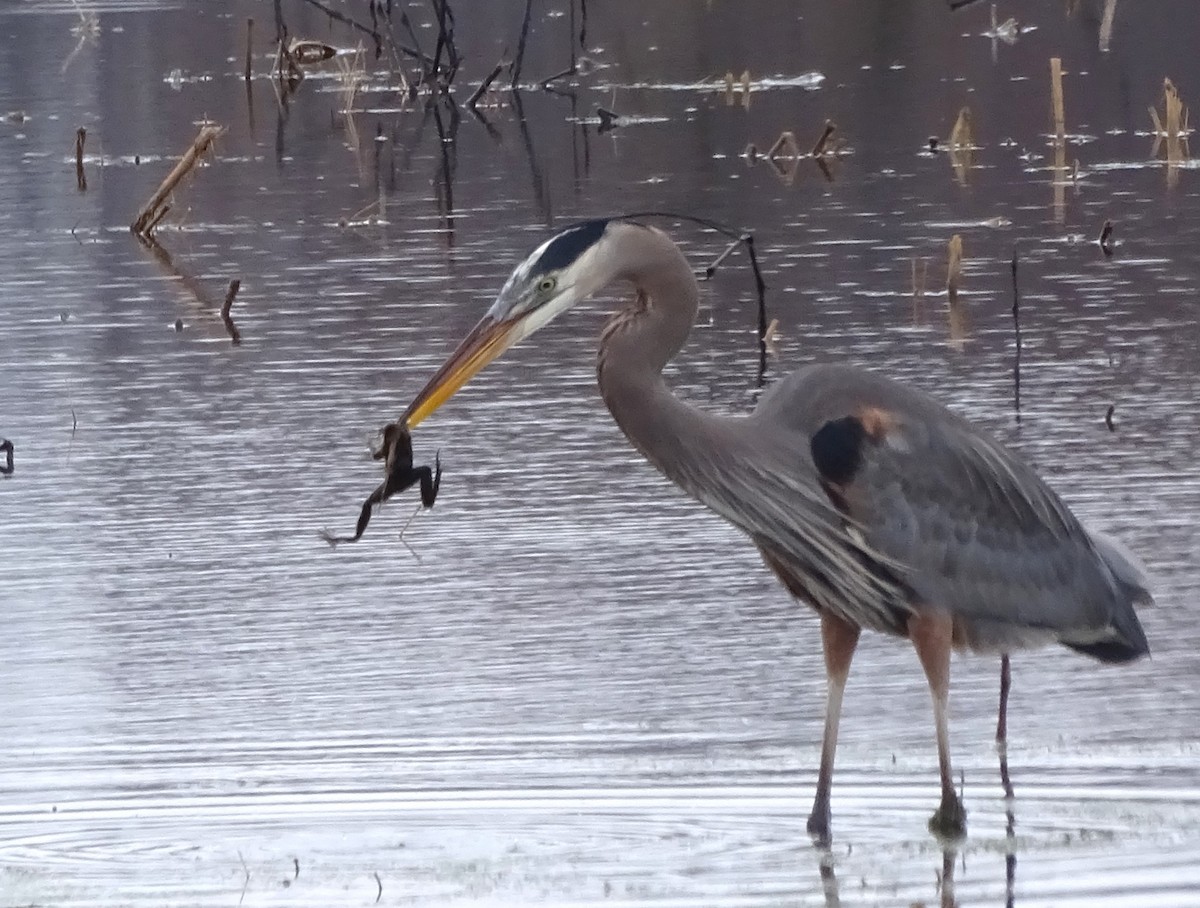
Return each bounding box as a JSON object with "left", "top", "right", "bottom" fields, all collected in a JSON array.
[
  {"left": 131, "top": 125, "right": 224, "bottom": 237},
  {"left": 949, "top": 106, "right": 972, "bottom": 149},
  {"left": 1099, "top": 0, "right": 1117, "bottom": 52},
  {"left": 1050, "top": 57, "right": 1067, "bottom": 219},
  {"left": 244, "top": 18, "right": 254, "bottom": 82},
  {"left": 1050, "top": 57, "right": 1066, "bottom": 141},
  {"left": 767, "top": 131, "right": 800, "bottom": 160},
  {"left": 810, "top": 120, "right": 836, "bottom": 157},
  {"left": 946, "top": 234, "right": 964, "bottom": 304},
  {"left": 75, "top": 127, "right": 87, "bottom": 191}
]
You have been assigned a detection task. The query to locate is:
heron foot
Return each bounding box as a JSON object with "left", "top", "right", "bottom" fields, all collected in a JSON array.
[
  {"left": 928, "top": 794, "right": 967, "bottom": 841},
  {"left": 806, "top": 807, "right": 832, "bottom": 846}
]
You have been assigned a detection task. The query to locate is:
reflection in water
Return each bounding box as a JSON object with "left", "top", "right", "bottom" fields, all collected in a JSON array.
[{"left": 1, "top": 0, "right": 1200, "bottom": 905}]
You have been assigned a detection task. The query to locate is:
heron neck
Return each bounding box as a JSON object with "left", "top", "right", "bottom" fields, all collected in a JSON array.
[{"left": 596, "top": 235, "right": 708, "bottom": 483}]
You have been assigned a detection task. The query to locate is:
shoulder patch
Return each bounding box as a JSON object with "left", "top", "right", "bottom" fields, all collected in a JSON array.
[{"left": 811, "top": 415, "right": 867, "bottom": 486}]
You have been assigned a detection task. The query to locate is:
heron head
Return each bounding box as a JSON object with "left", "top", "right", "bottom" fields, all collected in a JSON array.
[{"left": 403, "top": 218, "right": 616, "bottom": 428}]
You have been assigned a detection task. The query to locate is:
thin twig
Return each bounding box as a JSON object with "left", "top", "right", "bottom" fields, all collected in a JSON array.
[
  {"left": 237, "top": 851, "right": 250, "bottom": 906},
  {"left": 1011, "top": 249, "right": 1021, "bottom": 420}
]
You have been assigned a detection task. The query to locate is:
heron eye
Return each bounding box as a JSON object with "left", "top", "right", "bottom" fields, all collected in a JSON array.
[{"left": 537, "top": 276, "right": 556, "bottom": 294}]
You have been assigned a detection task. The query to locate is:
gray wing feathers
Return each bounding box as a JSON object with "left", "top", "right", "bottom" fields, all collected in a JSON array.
[
  {"left": 1086, "top": 527, "right": 1154, "bottom": 606},
  {"left": 758, "top": 363, "right": 1151, "bottom": 656},
  {"left": 667, "top": 438, "right": 912, "bottom": 634}
]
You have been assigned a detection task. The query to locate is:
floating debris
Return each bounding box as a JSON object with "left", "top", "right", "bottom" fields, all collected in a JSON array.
[
  {"left": 596, "top": 106, "right": 620, "bottom": 133},
  {"left": 289, "top": 39, "right": 336, "bottom": 66}
]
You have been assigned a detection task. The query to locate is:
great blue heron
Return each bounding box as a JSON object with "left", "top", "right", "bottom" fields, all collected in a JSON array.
[{"left": 395, "top": 217, "right": 1152, "bottom": 842}]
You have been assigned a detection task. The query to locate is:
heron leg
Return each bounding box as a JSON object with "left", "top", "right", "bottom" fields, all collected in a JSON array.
[
  {"left": 908, "top": 609, "right": 967, "bottom": 840},
  {"left": 997, "top": 654, "right": 1015, "bottom": 801},
  {"left": 806, "top": 610, "right": 861, "bottom": 845}
]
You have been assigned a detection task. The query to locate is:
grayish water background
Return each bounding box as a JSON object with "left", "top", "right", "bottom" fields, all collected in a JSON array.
[{"left": 1, "top": 0, "right": 1198, "bottom": 904}]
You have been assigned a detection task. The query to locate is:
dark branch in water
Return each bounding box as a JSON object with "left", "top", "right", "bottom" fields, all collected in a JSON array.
[
  {"left": 222, "top": 279, "right": 242, "bottom": 345},
  {"left": 1105, "top": 405, "right": 1116, "bottom": 431},
  {"left": 75, "top": 127, "right": 87, "bottom": 191},
  {"left": 1098, "top": 219, "right": 1115, "bottom": 256},
  {"left": 511, "top": 0, "right": 534, "bottom": 89},
  {"left": 0, "top": 439, "right": 13, "bottom": 476},
  {"left": 323, "top": 423, "right": 442, "bottom": 546},
  {"left": 468, "top": 58, "right": 508, "bottom": 109}
]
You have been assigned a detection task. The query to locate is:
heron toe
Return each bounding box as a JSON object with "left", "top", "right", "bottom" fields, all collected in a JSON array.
[{"left": 928, "top": 794, "right": 967, "bottom": 840}]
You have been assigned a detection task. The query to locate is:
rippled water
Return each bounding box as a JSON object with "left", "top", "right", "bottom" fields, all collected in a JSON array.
[{"left": 2, "top": 1, "right": 1199, "bottom": 905}]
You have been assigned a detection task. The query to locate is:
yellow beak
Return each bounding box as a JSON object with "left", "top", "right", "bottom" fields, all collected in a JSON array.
[{"left": 401, "top": 315, "right": 522, "bottom": 429}]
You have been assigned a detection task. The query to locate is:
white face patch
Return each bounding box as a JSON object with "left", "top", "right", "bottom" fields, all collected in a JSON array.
[{"left": 485, "top": 226, "right": 614, "bottom": 338}]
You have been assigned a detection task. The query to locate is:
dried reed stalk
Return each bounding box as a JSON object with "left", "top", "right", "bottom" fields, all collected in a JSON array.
[
  {"left": 948, "top": 106, "right": 974, "bottom": 185},
  {"left": 810, "top": 120, "right": 836, "bottom": 157},
  {"left": 1050, "top": 58, "right": 1066, "bottom": 139},
  {"left": 1050, "top": 58, "right": 1067, "bottom": 221},
  {"left": 767, "top": 131, "right": 800, "bottom": 160},
  {"left": 949, "top": 106, "right": 973, "bottom": 149},
  {"left": 1149, "top": 77, "right": 1190, "bottom": 187},
  {"left": 1099, "top": 0, "right": 1117, "bottom": 52},
  {"left": 131, "top": 125, "right": 224, "bottom": 236},
  {"left": 946, "top": 234, "right": 963, "bottom": 304}
]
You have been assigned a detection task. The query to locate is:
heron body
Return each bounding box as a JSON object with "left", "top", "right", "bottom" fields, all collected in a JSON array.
[{"left": 399, "top": 218, "right": 1152, "bottom": 841}]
